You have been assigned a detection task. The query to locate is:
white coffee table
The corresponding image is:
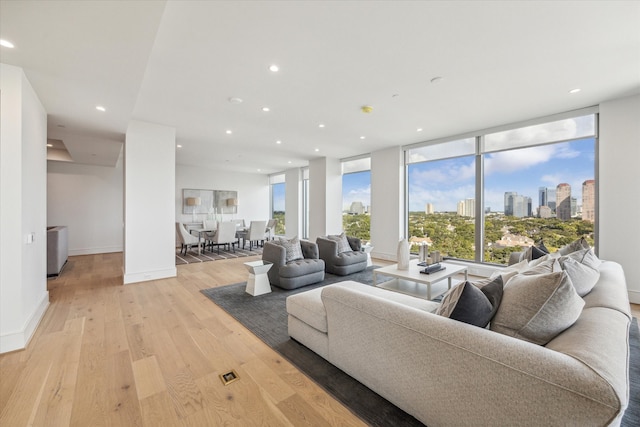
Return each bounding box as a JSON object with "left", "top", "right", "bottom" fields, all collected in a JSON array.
[
  {"left": 244, "top": 260, "right": 273, "bottom": 296},
  {"left": 373, "top": 259, "right": 468, "bottom": 300}
]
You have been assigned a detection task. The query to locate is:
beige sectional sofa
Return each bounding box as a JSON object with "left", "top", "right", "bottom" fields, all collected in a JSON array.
[{"left": 286, "top": 260, "right": 631, "bottom": 426}]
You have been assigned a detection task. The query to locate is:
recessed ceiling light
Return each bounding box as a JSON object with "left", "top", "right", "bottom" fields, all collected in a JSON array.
[
  {"left": 228, "top": 97, "right": 243, "bottom": 104},
  {"left": 319, "top": 124, "right": 325, "bottom": 128},
  {"left": 46, "top": 144, "right": 53, "bottom": 147},
  {"left": 257, "top": 169, "right": 261, "bottom": 172},
  {"left": 276, "top": 140, "right": 282, "bottom": 144},
  {"left": 0, "top": 39, "right": 15, "bottom": 48},
  {"left": 430, "top": 76, "right": 444, "bottom": 84},
  {"left": 360, "top": 136, "right": 366, "bottom": 140},
  {"left": 176, "top": 144, "right": 182, "bottom": 148},
  {"left": 287, "top": 161, "right": 292, "bottom": 164},
  {"left": 269, "top": 64, "right": 279, "bottom": 72},
  {"left": 262, "top": 107, "right": 270, "bottom": 112},
  {"left": 417, "top": 128, "right": 423, "bottom": 132},
  {"left": 95, "top": 105, "right": 106, "bottom": 112},
  {"left": 226, "top": 130, "right": 232, "bottom": 134},
  {"left": 314, "top": 148, "right": 320, "bottom": 152},
  {"left": 569, "top": 88, "right": 581, "bottom": 94}
]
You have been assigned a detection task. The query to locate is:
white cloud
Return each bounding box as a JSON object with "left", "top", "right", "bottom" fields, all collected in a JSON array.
[{"left": 485, "top": 145, "right": 557, "bottom": 175}]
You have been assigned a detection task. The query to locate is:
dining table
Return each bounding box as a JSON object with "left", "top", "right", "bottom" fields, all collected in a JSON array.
[{"left": 189, "top": 228, "right": 213, "bottom": 255}]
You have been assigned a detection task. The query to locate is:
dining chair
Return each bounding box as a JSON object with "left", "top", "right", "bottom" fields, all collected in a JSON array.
[
  {"left": 246, "top": 220, "right": 267, "bottom": 250},
  {"left": 265, "top": 219, "right": 278, "bottom": 241},
  {"left": 209, "top": 221, "right": 237, "bottom": 254},
  {"left": 203, "top": 219, "right": 218, "bottom": 250},
  {"left": 176, "top": 222, "right": 202, "bottom": 255}
]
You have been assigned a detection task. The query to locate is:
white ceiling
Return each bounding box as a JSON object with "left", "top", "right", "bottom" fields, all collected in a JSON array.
[{"left": 1, "top": 1, "right": 639, "bottom": 174}]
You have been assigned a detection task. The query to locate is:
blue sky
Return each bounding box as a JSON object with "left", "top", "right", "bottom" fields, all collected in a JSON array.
[
  {"left": 342, "top": 171, "right": 371, "bottom": 210},
  {"left": 272, "top": 182, "right": 286, "bottom": 211},
  {"left": 408, "top": 138, "right": 595, "bottom": 212}
]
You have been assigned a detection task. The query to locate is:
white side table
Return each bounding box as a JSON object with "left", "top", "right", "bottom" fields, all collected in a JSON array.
[
  {"left": 361, "top": 245, "right": 374, "bottom": 267},
  {"left": 244, "top": 260, "right": 273, "bottom": 296}
]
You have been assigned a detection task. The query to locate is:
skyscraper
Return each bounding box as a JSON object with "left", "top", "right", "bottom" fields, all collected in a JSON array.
[
  {"left": 556, "top": 183, "right": 571, "bottom": 220},
  {"left": 425, "top": 203, "right": 434, "bottom": 214},
  {"left": 582, "top": 180, "right": 595, "bottom": 222},
  {"left": 504, "top": 192, "right": 517, "bottom": 216},
  {"left": 457, "top": 199, "right": 475, "bottom": 217},
  {"left": 539, "top": 187, "right": 548, "bottom": 207}
]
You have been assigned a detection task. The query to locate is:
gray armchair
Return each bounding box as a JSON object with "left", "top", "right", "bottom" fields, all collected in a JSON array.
[
  {"left": 317, "top": 235, "right": 368, "bottom": 275},
  {"left": 262, "top": 239, "right": 325, "bottom": 290}
]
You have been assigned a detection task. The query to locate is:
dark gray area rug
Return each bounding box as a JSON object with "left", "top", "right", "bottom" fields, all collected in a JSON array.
[{"left": 201, "top": 268, "right": 640, "bottom": 426}]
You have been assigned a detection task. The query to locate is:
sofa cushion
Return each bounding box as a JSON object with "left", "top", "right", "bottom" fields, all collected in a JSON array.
[
  {"left": 328, "top": 232, "right": 352, "bottom": 253},
  {"left": 491, "top": 271, "right": 584, "bottom": 345},
  {"left": 276, "top": 236, "right": 303, "bottom": 262},
  {"left": 558, "top": 256, "right": 600, "bottom": 297},
  {"left": 436, "top": 276, "right": 504, "bottom": 328}
]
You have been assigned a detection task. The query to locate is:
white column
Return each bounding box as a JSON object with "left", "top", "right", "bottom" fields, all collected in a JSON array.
[
  {"left": 284, "top": 168, "right": 302, "bottom": 238},
  {"left": 309, "top": 157, "right": 342, "bottom": 239},
  {"left": 370, "top": 146, "right": 404, "bottom": 261},
  {"left": 599, "top": 94, "right": 640, "bottom": 303},
  {"left": 0, "top": 64, "right": 49, "bottom": 353},
  {"left": 124, "top": 120, "right": 176, "bottom": 284}
]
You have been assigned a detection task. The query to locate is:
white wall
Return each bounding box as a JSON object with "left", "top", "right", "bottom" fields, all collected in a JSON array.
[
  {"left": 47, "top": 155, "right": 124, "bottom": 255},
  {"left": 599, "top": 94, "right": 640, "bottom": 303},
  {"left": 370, "top": 146, "right": 405, "bottom": 260},
  {"left": 175, "top": 165, "right": 270, "bottom": 227},
  {"left": 0, "top": 64, "right": 49, "bottom": 353},
  {"left": 124, "top": 120, "right": 176, "bottom": 284}
]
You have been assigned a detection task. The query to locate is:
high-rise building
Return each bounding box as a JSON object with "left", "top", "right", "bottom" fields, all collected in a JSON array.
[
  {"left": 582, "top": 180, "right": 595, "bottom": 222},
  {"left": 571, "top": 197, "right": 577, "bottom": 217},
  {"left": 547, "top": 188, "right": 556, "bottom": 212},
  {"left": 539, "top": 187, "right": 548, "bottom": 207},
  {"left": 457, "top": 198, "right": 475, "bottom": 217},
  {"left": 539, "top": 205, "right": 553, "bottom": 218},
  {"left": 504, "top": 192, "right": 517, "bottom": 216},
  {"left": 556, "top": 183, "right": 571, "bottom": 220},
  {"left": 425, "top": 203, "right": 434, "bottom": 214},
  {"left": 349, "top": 201, "right": 365, "bottom": 214}
]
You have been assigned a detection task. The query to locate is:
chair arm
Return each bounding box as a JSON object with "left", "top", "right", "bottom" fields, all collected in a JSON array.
[
  {"left": 316, "top": 237, "right": 338, "bottom": 260},
  {"left": 262, "top": 242, "right": 286, "bottom": 266},
  {"left": 300, "top": 239, "right": 319, "bottom": 259},
  {"left": 347, "top": 236, "right": 362, "bottom": 251}
]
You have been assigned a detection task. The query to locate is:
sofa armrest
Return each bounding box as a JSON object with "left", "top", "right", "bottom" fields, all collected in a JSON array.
[
  {"left": 300, "top": 239, "right": 319, "bottom": 259},
  {"left": 321, "top": 285, "right": 625, "bottom": 426}
]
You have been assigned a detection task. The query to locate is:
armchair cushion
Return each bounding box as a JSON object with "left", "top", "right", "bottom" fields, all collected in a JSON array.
[
  {"left": 274, "top": 236, "right": 304, "bottom": 262},
  {"left": 262, "top": 240, "right": 325, "bottom": 290},
  {"left": 328, "top": 232, "right": 351, "bottom": 253},
  {"left": 317, "top": 235, "right": 367, "bottom": 276}
]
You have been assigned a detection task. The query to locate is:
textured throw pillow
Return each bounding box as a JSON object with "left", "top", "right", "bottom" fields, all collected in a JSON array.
[
  {"left": 518, "top": 244, "right": 549, "bottom": 263},
  {"left": 558, "top": 237, "right": 591, "bottom": 256},
  {"left": 277, "top": 236, "right": 303, "bottom": 262},
  {"left": 436, "top": 276, "right": 504, "bottom": 328},
  {"left": 490, "top": 259, "right": 529, "bottom": 285},
  {"left": 491, "top": 271, "right": 584, "bottom": 345},
  {"left": 328, "top": 232, "right": 352, "bottom": 254},
  {"left": 558, "top": 256, "right": 600, "bottom": 297},
  {"left": 565, "top": 248, "right": 602, "bottom": 269},
  {"left": 521, "top": 258, "right": 562, "bottom": 276}
]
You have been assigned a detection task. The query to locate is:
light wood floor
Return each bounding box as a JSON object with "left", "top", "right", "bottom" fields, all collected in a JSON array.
[
  {"left": 0, "top": 253, "right": 368, "bottom": 427},
  {"left": 1, "top": 254, "right": 638, "bottom": 427}
]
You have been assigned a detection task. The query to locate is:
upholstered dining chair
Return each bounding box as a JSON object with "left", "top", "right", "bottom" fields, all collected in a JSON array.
[
  {"left": 265, "top": 219, "right": 278, "bottom": 241},
  {"left": 176, "top": 222, "right": 203, "bottom": 255},
  {"left": 209, "top": 221, "right": 237, "bottom": 254},
  {"left": 245, "top": 220, "right": 267, "bottom": 250},
  {"left": 203, "top": 219, "right": 218, "bottom": 250}
]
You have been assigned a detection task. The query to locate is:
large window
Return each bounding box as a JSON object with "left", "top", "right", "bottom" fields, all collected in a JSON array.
[
  {"left": 406, "top": 111, "right": 597, "bottom": 264},
  {"left": 270, "top": 173, "right": 286, "bottom": 235},
  {"left": 342, "top": 157, "right": 371, "bottom": 244}
]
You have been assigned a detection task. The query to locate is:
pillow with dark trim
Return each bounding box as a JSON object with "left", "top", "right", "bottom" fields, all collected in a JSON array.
[
  {"left": 436, "top": 276, "right": 504, "bottom": 328},
  {"left": 328, "top": 232, "right": 352, "bottom": 253}
]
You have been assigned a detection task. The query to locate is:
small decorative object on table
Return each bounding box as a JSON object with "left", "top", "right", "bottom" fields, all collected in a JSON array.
[{"left": 397, "top": 238, "right": 410, "bottom": 270}]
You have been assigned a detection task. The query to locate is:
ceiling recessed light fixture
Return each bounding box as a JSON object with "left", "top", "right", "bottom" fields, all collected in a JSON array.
[
  {"left": 176, "top": 144, "right": 182, "bottom": 148},
  {"left": 257, "top": 168, "right": 261, "bottom": 172},
  {"left": 228, "top": 97, "right": 243, "bottom": 104},
  {"left": 276, "top": 140, "right": 282, "bottom": 144},
  {"left": 0, "top": 39, "right": 15, "bottom": 48},
  {"left": 417, "top": 128, "right": 423, "bottom": 132},
  {"left": 318, "top": 123, "right": 325, "bottom": 128},
  {"left": 569, "top": 88, "right": 581, "bottom": 94},
  {"left": 225, "top": 130, "right": 232, "bottom": 134},
  {"left": 360, "top": 136, "right": 366, "bottom": 140},
  {"left": 269, "top": 64, "right": 279, "bottom": 72},
  {"left": 287, "top": 161, "right": 292, "bottom": 164},
  {"left": 262, "top": 107, "right": 270, "bottom": 112},
  {"left": 46, "top": 143, "right": 53, "bottom": 147},
  {"left": 314, "top": 148, "right": 320, "bottom": 152},
  {"left": 95, "top": 105, "right": 106, "bottom": 112}
]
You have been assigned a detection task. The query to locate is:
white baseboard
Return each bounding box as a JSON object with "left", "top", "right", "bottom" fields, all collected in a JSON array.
[
  {"left": 124, "top": 267, "right": 177, "bottom": 285},
  {"left": 628, "top": 289, "right": 640, "bottom": 305},
  {"left": 69, "top": 246, "right": 123, "bottom": 256},
  {"left": 0, "top": 291, "right": 49, "bottom": 354}
]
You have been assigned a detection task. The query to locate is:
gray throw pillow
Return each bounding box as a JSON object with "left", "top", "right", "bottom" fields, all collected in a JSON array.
[
  {"left": 436, "top": 276, "right": 504, "bottom": 328},
  {"left": 328, "top": 232, "right": 352, "bottom": 254},
  {"left": 277, "top": 236, "right": 303, "bottom": 262},
  {"left": 491, "top": 271, "right": 584, "bottom": 345},
  {"left": 557, "top": 237, "right": 591, "bottom": 256},
  {"left": 558, "top": 256, "right": 599, "bottom": 297}
]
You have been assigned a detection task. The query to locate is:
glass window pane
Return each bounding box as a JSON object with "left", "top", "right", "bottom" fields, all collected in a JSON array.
[
  {"left": 406, "top": 138, "right": 475, "bottom": 164},
  {"left": 483, "top": 138, "right": 596, "bottom": 264},
  {"left": 483, "top": 115, "right": 595, "bottom": 153},
  {"left": 271, "top": 182, "right": 285, "bottom": 235},
  {"left": 407, "top": 156, "right": 476, "bottom": 261},
  {"left": 342, "top": 170, "right": 371, "bottom": 244}
]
